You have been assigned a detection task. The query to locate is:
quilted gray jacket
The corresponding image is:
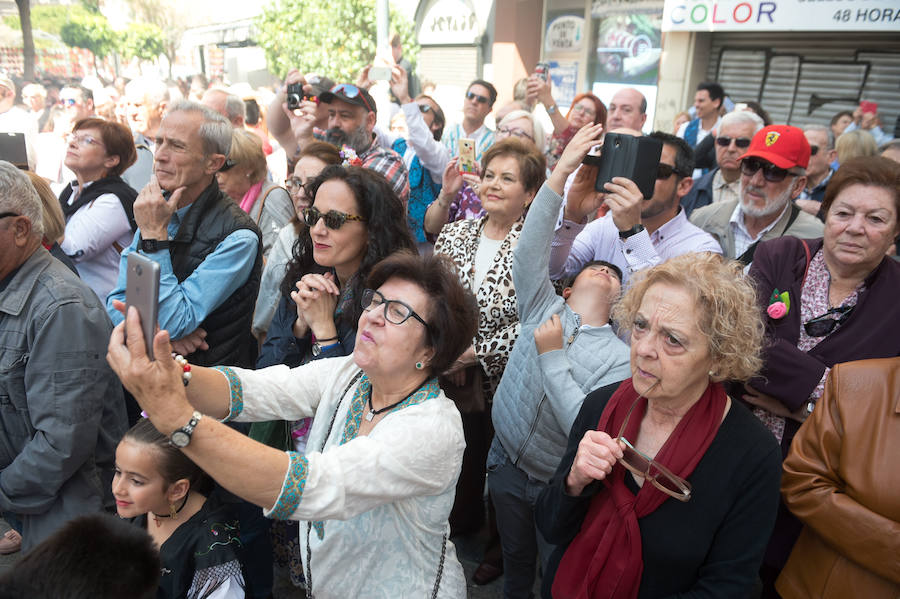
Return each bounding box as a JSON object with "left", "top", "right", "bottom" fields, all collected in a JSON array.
[{"left": 491, "top": 184, "right": 630, "bottom": 483}]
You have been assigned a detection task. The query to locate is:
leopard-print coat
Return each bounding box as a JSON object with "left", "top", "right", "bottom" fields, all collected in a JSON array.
[{"left": 434, "top": 215, "right": 523, "bottom": 396}]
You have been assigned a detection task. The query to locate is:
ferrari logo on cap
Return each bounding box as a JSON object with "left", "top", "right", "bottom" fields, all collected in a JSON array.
[{"left": 765, "top": 132, "right": 781, "bottom": 146}]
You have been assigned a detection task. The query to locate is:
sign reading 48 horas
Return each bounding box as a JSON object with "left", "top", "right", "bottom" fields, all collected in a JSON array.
[{"left": 662, "top": 0, "right": 900, "bottom": 31}]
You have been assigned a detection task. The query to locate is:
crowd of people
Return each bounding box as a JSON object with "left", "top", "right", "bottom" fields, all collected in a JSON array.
[{"left": 0, "top": 51, "right": 898, "bottom": 599}]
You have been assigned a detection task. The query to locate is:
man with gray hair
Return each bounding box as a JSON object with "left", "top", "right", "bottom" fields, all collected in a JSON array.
[
  {"left": 795, "top": 124, "right": 837, "bottom": 217},
  {"left": 0, "top": 161, "right": 126, "bottom": 552},
  {"left": 122, "top": 77, "right": 170, "bottom": 191},
  {"left": 682, "top": 110, "right": 765, "bottom": 215},
  {"left": 690, "top": 124, "right": 824, "bottom": 265},
  {"left": 202, "top": 88, "right": 246, "bottom": 128},
  {"left": 106, "top": 101, "right": 262, "bottom": 368}
]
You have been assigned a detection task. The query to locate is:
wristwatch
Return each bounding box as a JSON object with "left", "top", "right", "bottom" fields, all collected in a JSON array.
[
  {"left": 141, "top": 238, "right": 170, "bottom": 253},
  {"left": 546, "top": 104, "right": 558, "bottom": 115},
  {"left": 312, "top": 340, "right": 340, "bottom": 357},
  {"left": 170, "top": 411, "right": 202, "bottom": 448},
  {"left": 618, "top": 224, "right": 645, "bottom": 240}
]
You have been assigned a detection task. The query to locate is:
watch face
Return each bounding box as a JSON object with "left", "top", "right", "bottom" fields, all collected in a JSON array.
[
  {"left": 170, "top": 430, "right": 190, "bottom": 448},
  {"left": 311, "top": 344, "right": 321, "bottom": 357}
]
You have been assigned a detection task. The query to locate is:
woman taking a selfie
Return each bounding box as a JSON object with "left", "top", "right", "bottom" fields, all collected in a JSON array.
[{"left": 108, "top": 251, "right": 479, "bottom": 598}]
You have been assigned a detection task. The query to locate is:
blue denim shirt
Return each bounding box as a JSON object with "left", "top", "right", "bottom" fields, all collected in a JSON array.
[{"left": 106, "top": 203, "right": 258, "bottom": 340}]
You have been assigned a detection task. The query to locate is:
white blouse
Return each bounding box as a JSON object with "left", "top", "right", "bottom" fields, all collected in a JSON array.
[{"left": 222, "top": 356, "right": 466, "bottom": 599}]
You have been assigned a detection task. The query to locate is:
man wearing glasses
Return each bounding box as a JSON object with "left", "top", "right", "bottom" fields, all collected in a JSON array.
[
  {"left": 442, "top": 79, "right": 497, "bottom": 162},
  {"left": 59, "top": 85, "right": 95, "bottom": 128},
  {"left": 681, "top": 110, "right": 764, "bottom": 216},
  {"left": 690, "top": 125, "right": 824, "bottom": 265},
  {"left": 550, "top": 131, "right": 721, "bottom": 286},
  {"left": 316, "top": 83, "right": 409, "bottom": 203},
  {"left": 795, "top": 125, "right": 837, "bottom": 217}
]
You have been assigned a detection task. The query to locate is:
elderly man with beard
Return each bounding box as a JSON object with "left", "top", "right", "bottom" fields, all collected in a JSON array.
[
  {"left": 690, "top": 125, "right": 824, "bottom": 265},
  {"left": 681, "top": 110, "right": 765, "bottom": 216},
  {"left": 280, "top": 81, "right": 409, "bottom": 203},
  {"left": 318, "top": 84, "right": 409, "bottom": 202}
]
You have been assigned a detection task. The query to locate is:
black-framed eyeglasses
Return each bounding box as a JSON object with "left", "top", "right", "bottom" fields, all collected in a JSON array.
[
  {"left": 285, "top": 176, "right": 303, "bottom": 192},
  {"left": 0, "top": 212, "right": 20, "bottom": 220},
  {"left": 302, "top": 206, "right": 365, "bottom": 230},
  {"left": 497, "top": 126, "right": 534, "bottom": 141},
  {"left": 804, "top": 305, "right": 854, "bottom": 337},
  {"left": 361, "top": 288, "right": 431, "bottom": 331},
  {"left": 715, "top": 136, "right": 751, "bottom": 149},
  {"left": 329, "top": 83, "right": 374, "bottom": 113},
  {"left": 616, "top": 393, "right": 692, "bottom": 502},
  {"left": 741, "top": 157, "right": 794, "bottom": 183},
  {"left": 466, "top": 91, "right": 489, "bottom": 104},
  {"left": 809, "top": 145, "right": 820, "bottom": 156},
  {"left": 220, "top": 158, "right": 236, "bottom": 172}
]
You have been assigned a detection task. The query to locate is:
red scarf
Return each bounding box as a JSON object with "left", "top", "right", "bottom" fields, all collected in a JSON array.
[{"left": 552, "top": 378, "right": 726, "bottom": 599}]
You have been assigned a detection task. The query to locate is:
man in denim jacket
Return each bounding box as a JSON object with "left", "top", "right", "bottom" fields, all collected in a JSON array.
[{"left": 0, "top": 161, "right": 126, "bottom": 552}]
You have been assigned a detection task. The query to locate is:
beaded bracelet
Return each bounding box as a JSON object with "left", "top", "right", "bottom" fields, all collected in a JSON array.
[{"left": 173, "top": 353, "right": 192, "bottom": 386}]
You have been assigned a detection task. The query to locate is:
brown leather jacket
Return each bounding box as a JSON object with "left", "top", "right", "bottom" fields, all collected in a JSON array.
[{"left": 777, "top": 357, "right": 900, "bottom": 599}]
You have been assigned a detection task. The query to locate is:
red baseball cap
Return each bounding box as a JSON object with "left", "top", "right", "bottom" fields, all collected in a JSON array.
[{"left": 739, "top": 125, "right": 810, "bottom": 170}]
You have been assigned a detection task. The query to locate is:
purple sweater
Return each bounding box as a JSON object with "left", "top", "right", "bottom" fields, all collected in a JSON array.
[{"left": 745, "top": 236, "right": 900, "bottom": 454}]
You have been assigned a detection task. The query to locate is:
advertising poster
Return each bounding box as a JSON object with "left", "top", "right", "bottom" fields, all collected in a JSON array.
[{"left": 591, "top": 0, "right": 664, "bottom": 86}]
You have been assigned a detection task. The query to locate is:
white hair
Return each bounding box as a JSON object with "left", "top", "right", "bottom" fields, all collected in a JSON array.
[
  {"left": 166, "top": 100, "right": 232, "bottom": 157},
  {"left": 721, "top": 110, "right": 764, "bottom": 134},
  {"left": 0, "top": 161, "right": 43, "bottom": 237},
  {"left": 125, "top": 77, "right": 170, "bottom": 107},
  {"left": 498, "top": 109, "right": 546, "bottom": 151}
]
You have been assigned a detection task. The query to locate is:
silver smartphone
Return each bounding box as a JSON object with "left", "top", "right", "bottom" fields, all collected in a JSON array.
[{"left": 126, "top": 252, "right": 160, "bottom": 360}]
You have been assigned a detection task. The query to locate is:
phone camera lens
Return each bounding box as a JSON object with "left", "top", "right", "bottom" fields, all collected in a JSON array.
[{"left": 135, "top": 265, "right": 143, "bottom": 276}]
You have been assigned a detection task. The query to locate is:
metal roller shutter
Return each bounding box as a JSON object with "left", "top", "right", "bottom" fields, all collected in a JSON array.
[{"left": 706, "top": 33, "right": 900, "bottom": 136}]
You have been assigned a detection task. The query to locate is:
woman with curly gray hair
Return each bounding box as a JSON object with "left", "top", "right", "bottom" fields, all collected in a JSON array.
[{"left": 535, "top": 252, "right": 783, "bottom": 599}]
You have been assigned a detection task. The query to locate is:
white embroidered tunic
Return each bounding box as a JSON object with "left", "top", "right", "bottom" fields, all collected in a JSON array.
[{"left": 218, "top": 356, "right": 466, "bottom": 598}]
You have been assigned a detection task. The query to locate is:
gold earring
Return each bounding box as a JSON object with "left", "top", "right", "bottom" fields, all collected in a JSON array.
[{"left": 170, "top": 502, "right": 178, "bottom": 520}]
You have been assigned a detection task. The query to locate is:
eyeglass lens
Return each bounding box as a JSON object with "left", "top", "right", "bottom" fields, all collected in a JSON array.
[
  {"left": 303, "top": 207, "right": 345, "bottom": 229},
  {"left": 715, "top": 136, "right": 751, "bottom": 148},
  {"left": 466, "top": 91, "right": 489, "bottom": 104},
  {"left": 741, "top": 158, "right": 790, "bottom": 182},
  {"left": 656, "top": 164, "right": 676, "bottom": 179},
  {"left": 809, "top": 145, "right": 820, "bottom": 156}
]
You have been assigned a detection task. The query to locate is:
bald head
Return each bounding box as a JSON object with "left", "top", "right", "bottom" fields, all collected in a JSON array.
[
  {"left": 201, "top": 89, "right": 245, "bottom": 128},
  {"left": 607, "top": 88, "right": 647, "bottom": 132}
]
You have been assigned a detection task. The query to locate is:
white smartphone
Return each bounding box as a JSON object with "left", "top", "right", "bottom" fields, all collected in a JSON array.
[{"left": 126, "top": 252, "right": 160, "bottom": 360}]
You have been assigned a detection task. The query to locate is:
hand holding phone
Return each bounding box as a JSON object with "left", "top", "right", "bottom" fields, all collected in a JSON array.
[
  {"left": 590, "top": 133, "right": 663, "bottom": 199},
  {"left": 126, "top": 253, "right": 160, "bottom": 360},
  {"left": 458, "top": 138, "right": 477, "bottom": 174},
  {"left": 859, "top": 100, "right": 878, "bottom": 115}
]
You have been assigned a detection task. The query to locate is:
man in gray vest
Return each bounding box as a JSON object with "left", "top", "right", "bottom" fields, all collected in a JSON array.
[{"left": 106, "top": 101, "right": 262, "bottom": 368}]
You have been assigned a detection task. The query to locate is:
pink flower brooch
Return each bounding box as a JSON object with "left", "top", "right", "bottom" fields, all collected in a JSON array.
[{"left": 767, "top": 289, "right": 790, "bottom": 319}]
